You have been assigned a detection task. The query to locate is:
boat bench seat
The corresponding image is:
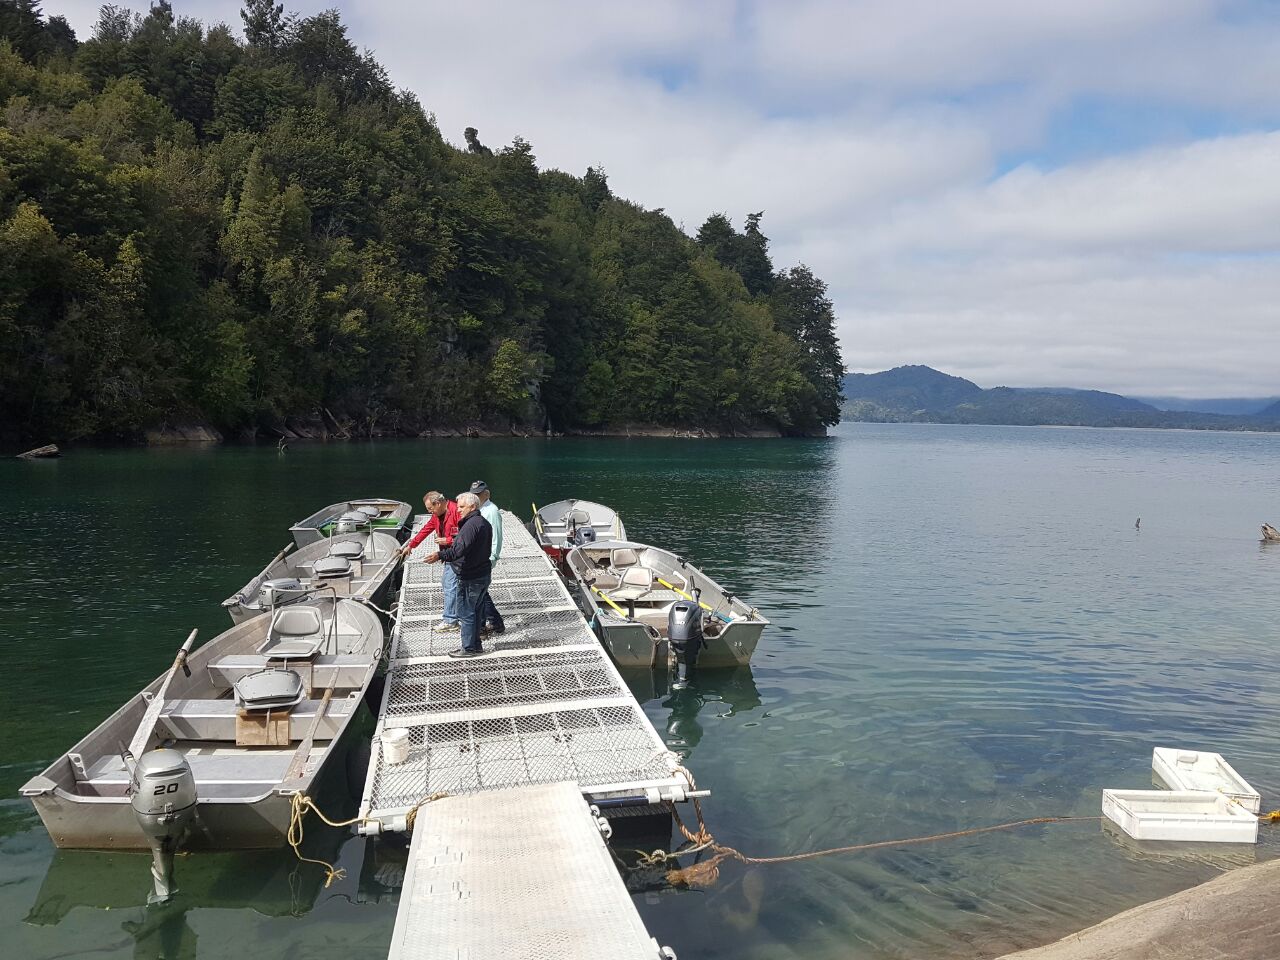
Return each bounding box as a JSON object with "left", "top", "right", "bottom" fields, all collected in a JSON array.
[
  {"left": 157, "top": 696, "right": 356, "bottom": 741},
  {"left": 207, "top": 654, "right": 370, "bottom": 689}
]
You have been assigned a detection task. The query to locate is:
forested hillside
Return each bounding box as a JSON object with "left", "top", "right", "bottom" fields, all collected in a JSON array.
[{"left": 0, "top": 1, "right": 844, "bottom": 443}]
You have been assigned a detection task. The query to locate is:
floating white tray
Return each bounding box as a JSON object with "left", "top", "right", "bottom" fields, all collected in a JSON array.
[
  {"left": 1152, "top": 748, "right": 1261, "bottom": 813},
  {"left": 1102, "top": 789, "right": 1258, "bottom": 844}
]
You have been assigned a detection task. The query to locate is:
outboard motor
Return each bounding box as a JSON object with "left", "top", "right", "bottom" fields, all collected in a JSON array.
[
  {"left": 129, "top": 749, "right": 197, "bottom": 905},
  {"left": 667, "top": 588, "right": 704, "bottom": 688},
  {"left": 258, "top": 577, "right": 306, "bottom": 611},
  {"left": 572, "top": 526, "right": 597, "bottom": 547},
  {"left": 334, "top": 511, "right": 370, "bottom": 535}
]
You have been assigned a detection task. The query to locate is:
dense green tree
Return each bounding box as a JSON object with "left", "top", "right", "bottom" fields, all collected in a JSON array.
[
  {"left": 240, "top": 0, "right": 292, "bottom": 51},
  {"left": 0, "top": 1, "right": 843, "bottom": 444},
  {"left": 0, "top": 0, "right": 74, "bottom": 62},
  {"left": 695, "top": 210, "right": 773, "bottom": 296},
  {"left": 772, "top": 265, "right": 845, "bottom": 426}
]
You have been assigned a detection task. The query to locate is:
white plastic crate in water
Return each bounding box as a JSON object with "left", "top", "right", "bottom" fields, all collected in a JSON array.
[
  {"left": 1102, "top": 789, "right": 1258, "bottom": 843},
  {"left": 1152, "top": 747, "right": 1261, "bottom": 814}
]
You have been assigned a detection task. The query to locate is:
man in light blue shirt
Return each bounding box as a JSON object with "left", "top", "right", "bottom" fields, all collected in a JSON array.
[{"left": 470, "top": 480, "right": 505, "bottom": 633}]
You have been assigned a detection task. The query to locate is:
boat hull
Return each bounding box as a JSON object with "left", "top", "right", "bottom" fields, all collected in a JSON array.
[
  {"left": 32, "top": 784, "right": 298, "bottom": 851},
  {"left": 590, "top": 614, "right": 765, "bottom": 668}
]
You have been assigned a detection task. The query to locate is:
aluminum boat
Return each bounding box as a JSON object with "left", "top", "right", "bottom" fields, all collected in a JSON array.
[
  {"left": 223, "top": 517, "right": 401, "bottom": 624},
  {"left": 530, "top": 499, "right": 627, "bottom": 556},
  {"left": 21, "top": 598, "right": 384, "bottom": 850},
  {"left": 289, "top": 499, "right": 411, "bottom": 548},
  {"left": 564, "top": 540, "right": 767, "bottom": 669}
]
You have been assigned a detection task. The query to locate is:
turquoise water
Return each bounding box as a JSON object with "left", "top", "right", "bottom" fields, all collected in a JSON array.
[{"left": 3, "top": 423, "right": 1280, "bottom": 959}]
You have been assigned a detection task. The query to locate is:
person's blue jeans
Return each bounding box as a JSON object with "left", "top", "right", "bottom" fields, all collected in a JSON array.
[
  {"left": 458, "top": 572, "right": 491, "bottom": 652},
  {"left": 441, "top": 562, "right": 459, "bottom": 624},
  {"left": 480, "top": 587, "right": 504, "bottom": 630}
]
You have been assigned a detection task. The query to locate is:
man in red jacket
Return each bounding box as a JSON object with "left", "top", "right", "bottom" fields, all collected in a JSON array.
[{"left": 400, "top": 491, "right": 461, "bottom": 629}]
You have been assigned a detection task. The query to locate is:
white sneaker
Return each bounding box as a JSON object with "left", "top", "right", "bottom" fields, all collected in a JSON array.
[{"left": 435, "top": 620, "right": 460, "bottom": 632}]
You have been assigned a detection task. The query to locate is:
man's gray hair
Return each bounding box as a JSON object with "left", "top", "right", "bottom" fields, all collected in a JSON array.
[{"left": 456, "top": 492, "right": 480, "bottom": 509}]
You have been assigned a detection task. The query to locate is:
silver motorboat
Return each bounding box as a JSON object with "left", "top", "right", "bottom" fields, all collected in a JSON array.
[
  {"left": 223, "top": 515, "right": 401, "bottom": 624},
  {"left": 564, "top": 540, "right": 768, "bottom": 669},
  {"left": 289, "top": 499, "right": 411, "bottom": 548},
  {"left": 530, "top": 499, "right": 626, "bottom": 553},
  {"left": 21, "top": 598, "right": 384, "bottom": 851}
]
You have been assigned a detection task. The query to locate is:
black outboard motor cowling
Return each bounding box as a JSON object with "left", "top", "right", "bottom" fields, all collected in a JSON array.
[
  {"left": 572, "top": 526, "right": 597, "bottom": 546},
  {"left": 668, "top": 592, "right": 704, "bottom": 684}
]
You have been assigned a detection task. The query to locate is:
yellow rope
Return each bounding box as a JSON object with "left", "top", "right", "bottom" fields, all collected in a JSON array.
[
  {"left": 286, "top": 791, "right": 448, "bottom": 888},
  {"left": 406, "top": 792, "right": 449, "bottom": 832},
  {"left": 287, "top": 793, "right": 357, "bottom": 888}
]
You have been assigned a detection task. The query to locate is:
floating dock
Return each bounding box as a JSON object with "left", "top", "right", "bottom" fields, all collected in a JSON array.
[{"left": 360, "top": 511, "right": 689, "bottom": 959}]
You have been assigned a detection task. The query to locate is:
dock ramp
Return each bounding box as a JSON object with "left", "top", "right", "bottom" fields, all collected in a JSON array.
[{"left": 388, "top": 780, "right": 668, "bottom": 960}]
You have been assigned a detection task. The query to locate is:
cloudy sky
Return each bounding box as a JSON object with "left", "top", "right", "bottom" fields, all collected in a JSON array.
[{"left": 55, "top": 1, "right": 1280, "bottom": 397}]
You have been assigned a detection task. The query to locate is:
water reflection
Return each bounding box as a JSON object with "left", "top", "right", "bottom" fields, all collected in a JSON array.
[
  {"left": 25, "top": 814, "right": 352, "bottom": 960},
  {"left": 1100, "top": 821, "right": 1259, "bottom": 871},
  {"left": 357, "top": 836, "right": 407, "bottom": 905},
  {"left": 119, "top": 901, "right": 197, "bottom": 960},
  {"left": 623, "top": 665, "right": 762, "bottom": 759},
  {"left": 28, "top": 841, "right": 347, "bottom": 922}
]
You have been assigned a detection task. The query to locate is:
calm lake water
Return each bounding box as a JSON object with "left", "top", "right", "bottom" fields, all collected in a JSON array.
[{"left": 3, "top": 422, "right": 1280, "bottom": 959}]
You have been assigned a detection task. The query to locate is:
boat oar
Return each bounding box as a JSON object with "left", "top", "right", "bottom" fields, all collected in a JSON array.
[
  {"left": 281, "top": 686, "right": 334, "bottom": 786},
  {"left": 588, "top": 583, "right": 630, "bottom": 619},
  {"left": 655, "top": 578, "right": 733, "bottom": 623},
  {"left": 531, "top": 503, "right": 546, "bottom": 538},
  {"left": 128, "top": 629, "right": 198, "bottom": 759}
]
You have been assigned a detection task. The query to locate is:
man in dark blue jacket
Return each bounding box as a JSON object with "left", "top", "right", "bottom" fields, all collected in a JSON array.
[{"left": 424, "top": 492, "right": 492, "bottom": 657}]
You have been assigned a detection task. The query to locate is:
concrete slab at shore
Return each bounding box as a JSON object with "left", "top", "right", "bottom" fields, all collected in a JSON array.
[{"left": 995, "top": 858, "right": 1280, "bottom": 960}]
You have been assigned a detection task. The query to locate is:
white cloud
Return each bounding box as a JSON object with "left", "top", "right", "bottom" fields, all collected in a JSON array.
[{"left": 50, "top": 0, "right": 1280, "bottom": 396}]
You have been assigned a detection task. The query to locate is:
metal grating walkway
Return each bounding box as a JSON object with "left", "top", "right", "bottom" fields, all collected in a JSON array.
[
  {"left": 368, "top": 510, "right": 684, "bottom": 960},
  {"left": 387, "top": 781, "right": 666, "bottom": 960},
  {"left": 360, "top": 510, "right": 688, "bottom": 830}
]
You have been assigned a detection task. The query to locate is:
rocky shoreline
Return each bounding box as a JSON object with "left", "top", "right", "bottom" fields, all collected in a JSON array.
[
  {"left": 992, "top": 858, "right": 1280, "bottom": 959},
  {"left": 137, "top": 417, "right": 808, "bottom": 445}
]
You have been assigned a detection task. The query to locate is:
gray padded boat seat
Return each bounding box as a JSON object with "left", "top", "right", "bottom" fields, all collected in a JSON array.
[
  {"left": 234, "top": 667, "right": 305, "bottom": 711},
  {"left": 312, "top": 556, "right": 353, "bottom": 578},
  {"left": 609, "top": 565, "right": 654, "bottom": 600},
  {"left": 357, "top": 505, "right": 381, "bottom": 518},
  {"left": 610, "top": 547, "right": 640, "bottom": 570},
  {"left": 263, "top": 605, "right": 326, "bottom": 659},
  {"left": 329, "top": 540, "right": 364, "bottom": 560}
]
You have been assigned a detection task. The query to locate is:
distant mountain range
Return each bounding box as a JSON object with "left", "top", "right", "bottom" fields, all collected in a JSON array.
[
  {"left": 842, "top": 366, "right": 1280, "bottom": 431},
  {"left": 1133, "top": 396, "right": 1280, "bottom": 416}
]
